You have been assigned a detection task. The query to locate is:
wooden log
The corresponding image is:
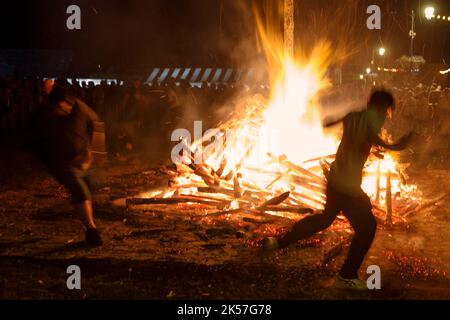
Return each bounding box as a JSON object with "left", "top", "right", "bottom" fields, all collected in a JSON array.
[
  {"left": 304, "top": 165, "right": 324, "bottom": 173},
  {"left": 257, "top": 191, "right": 291, "bottom": 209},
  {"left": 233, "top": 171, "right": 242, "bottom": 198},
  {"left": 179, "top": 193, "right": 232, "bottom": 203},
  {"left": 245, "top": 167, "right": 281, "bottom": 175},
  {"left": 289, "top": 175, "right": 325, "bottom": 195},
  {"left": 197, "top": 186, "right": 261, "bottom": 204},
  {"left": 223, "top": 170, "right": 234, "bottom": 181},
  {"left": 371, "top": 151, "right": 385, "bottom": 159},
  {"left": 197, "top": 186, "right": 235, "bottom": 196},
  {"left": 285, "top": 196, "right": 312, "bottom": 207},
  {"left": 190, "top": 165, "right": 216, "bottom": 186},
  {"left": 291, "top": 191, "right": 326, "bottom": 208},
  {"left": 267, "top": 152, "right": 325, "bottom": 184},
  {"left": 292, "top": 184, "right": 327, "bottom": 201},
  {"left": 265, "top": 173, "right": 283, "bottom": 189},
  {"left": 169, "top": 183, "right": 205, "bottom": 190},
  {"left": 216, "top": 156, "right": 227, "bottom": 177},
  {"left": 240, "top": 181, "right": 274, "bottom": 196},
  {"left": 302, "top": 154, "right": 335, "bottom": 164},
  {"left": 126, "top": 196, "right": 227, "bottom": 208},
  {"left": 236, "top": 143, "right": 256, "bottom": 168},
  {"left": 285, "top": 160, "right": 325, "bottom": 184},
  {"left": 263, "top": 205, "right": 313, "bottom": 214},
  {"left": 375, "top": 160, "right": 381, "bottom": 204},
  {"left": 177, "top": 139, "right": 223, "bottom": 186},
  {"left": 320, "top": 160, "right": 330, "bottom": 180},
  {"left": 386, "top": 171, "right": 393, "bottom": 225}
]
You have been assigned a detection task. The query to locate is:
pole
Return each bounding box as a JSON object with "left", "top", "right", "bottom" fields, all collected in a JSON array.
[
  {"left": 284, "top": 0, "right": 294, "bottom": 58},
  {"left": 283, "top": 0, "right": 294, "bottom": 108},
  {"left": 409, "top": 10, "right": 416, "bottom": 72}
]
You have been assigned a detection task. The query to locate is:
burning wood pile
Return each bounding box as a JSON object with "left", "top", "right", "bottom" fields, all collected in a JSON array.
[
  {"left": 125, "top": 19, "right": 421, "bottom": 236},
  {"left": 126, "top": 94, "right": 422, "bottom": 234}
]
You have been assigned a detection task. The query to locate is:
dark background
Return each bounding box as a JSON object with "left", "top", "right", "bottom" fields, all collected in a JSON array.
[{"left": 0, "top": 0, "right": 449, "bottom": 75}]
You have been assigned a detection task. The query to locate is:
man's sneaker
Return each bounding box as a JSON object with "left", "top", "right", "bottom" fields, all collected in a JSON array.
[
  {"left": 85, "top": 228, "right": 103, "bottom": 247},
  {"left": 262, "top": 237, "right": 280, "bottom": 251},
  {"left": 335, "top": 275, "right": 367, "bottom": 291}
]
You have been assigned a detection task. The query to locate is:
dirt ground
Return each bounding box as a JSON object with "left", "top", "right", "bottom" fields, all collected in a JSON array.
[{"left": 1, "top": 140, "right": 450, "bottom": 300}]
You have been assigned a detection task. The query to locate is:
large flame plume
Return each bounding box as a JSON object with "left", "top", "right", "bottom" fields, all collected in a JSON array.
[{"left": 129, "top": 1, "right": 421, "bottom": 225}]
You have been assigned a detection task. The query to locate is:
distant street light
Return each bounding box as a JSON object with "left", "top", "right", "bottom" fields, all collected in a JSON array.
[
  {"left": 425, "top": 7, "right": 435, "bottom": 20},
  {"left": 366, "top": 68, "right": 371, "bottom": 74},
  {"left": 378, "top": 47, "right": 386, "bottom": 56}
]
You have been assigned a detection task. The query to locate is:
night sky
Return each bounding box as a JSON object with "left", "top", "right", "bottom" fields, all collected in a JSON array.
[{"left": 1, "top": 0, "right": 449, "bottom": 74}]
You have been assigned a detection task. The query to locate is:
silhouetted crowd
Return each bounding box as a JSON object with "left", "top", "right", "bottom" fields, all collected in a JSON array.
[
  {"left": 1, "top": 75, "right": 448, "bottom": 161},
  {"left": 0, "top": 76, "right": 270, "bottom": 159}
]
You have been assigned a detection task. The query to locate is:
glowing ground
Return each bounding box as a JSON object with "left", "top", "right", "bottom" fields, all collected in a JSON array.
[{"left": 1, "top": 146, "right": 449, "bottom": 299}]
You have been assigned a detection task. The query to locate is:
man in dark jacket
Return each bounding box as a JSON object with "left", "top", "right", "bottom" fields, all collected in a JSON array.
[
  {"left": 264, "top": 89, "right": 411, "bottom": 290},
  {"left": 31, "top": 80, "right": 103, "bottom": 246}
]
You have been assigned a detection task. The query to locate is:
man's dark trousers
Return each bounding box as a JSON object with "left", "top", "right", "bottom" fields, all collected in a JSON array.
[{"left": 278, "top": 184, "right": 377, "bottom": 279}]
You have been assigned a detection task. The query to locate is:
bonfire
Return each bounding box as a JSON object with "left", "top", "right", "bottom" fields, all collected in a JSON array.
[{"left": 126, "top": 6, "right": 422, "bottom": 241}]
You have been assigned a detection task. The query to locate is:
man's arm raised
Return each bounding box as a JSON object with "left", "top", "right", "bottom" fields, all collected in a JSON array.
[{"left": 322, "top": 115, "right": 346, "bottom": 128}]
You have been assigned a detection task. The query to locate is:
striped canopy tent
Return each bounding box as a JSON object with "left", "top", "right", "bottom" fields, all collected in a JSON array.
[{"left": 144, "top": 67, "right": 258, "bottom": 86}]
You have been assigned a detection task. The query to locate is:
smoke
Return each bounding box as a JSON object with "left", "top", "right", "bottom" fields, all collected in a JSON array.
[
  {"left": 318, "top": 83, "right": 368, "bottom": 124},
  {"left": 149, "top": 0, "right": 379, "bottom": 151}
]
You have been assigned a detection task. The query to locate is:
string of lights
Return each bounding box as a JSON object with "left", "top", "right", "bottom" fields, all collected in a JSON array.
[
  {"left": 425, "top": 6, "right": 450, "bottom": 22},
  {"left": 436, "top": 15, "right": 450, "bottom": 21}
]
